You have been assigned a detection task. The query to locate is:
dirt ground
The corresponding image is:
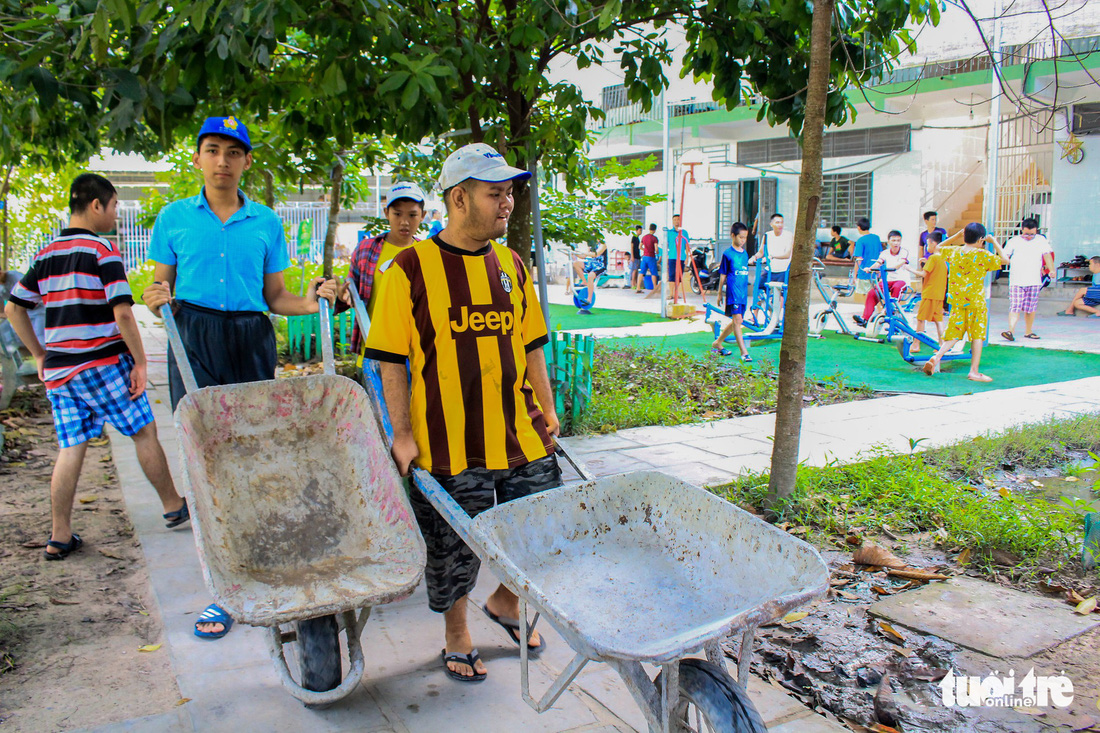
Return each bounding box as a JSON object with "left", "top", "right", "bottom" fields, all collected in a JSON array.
[
  {"left": 731, "top": 536, "right": 1100, "bottom": 732},
  {"left": 0, "top": 387, "right": 179, "bottom": 732}
]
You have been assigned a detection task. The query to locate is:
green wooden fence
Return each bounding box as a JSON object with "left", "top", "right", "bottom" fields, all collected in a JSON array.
[
  {"left": 286, "top": 311, "right": 355, "bottom": 361},
  {"left": 548, "top": 331, "right": 595, "bottom": 429}
]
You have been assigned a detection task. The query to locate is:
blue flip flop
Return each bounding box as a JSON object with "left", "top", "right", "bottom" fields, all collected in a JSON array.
[
  {"left": 712, "top": 347, "right": 732, "bottom": 356},
  {"left": 194, "top": 603, "right": 234, "bottom": 639}
]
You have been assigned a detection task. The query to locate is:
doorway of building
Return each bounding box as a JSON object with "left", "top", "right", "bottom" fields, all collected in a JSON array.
[{"left": 716, "top": 177, "right": 777, "bottom": 261}]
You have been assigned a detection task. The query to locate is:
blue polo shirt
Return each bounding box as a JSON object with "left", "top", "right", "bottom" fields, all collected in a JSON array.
[
  {"left": 853, "top": 233, "right": 884, "bottom": 281},
  {"left": 148, "top": 189, "right": 290, "bottom": 312},
  {"left": 666, "top": 228, "right": 691, "bottom": 261}
]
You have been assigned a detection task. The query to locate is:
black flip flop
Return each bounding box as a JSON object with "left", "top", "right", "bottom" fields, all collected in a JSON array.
[
  {"left": 163, "top": 499, "right": 190, "bottom": 529},
  {"left": 1000, "top": 331, "right": 1015, "bottom": 341},
  {"left": 43, "top": 533, "right": 82, "bottom": 561},
  {"left": 1024, "top": 333, "right": 1040, "bottom": 340},
  {"left": 482, "top": 604, "right": 547, "bottom": 654},
  {"left": 441, "top": 648, "right": 486, "bottom": 682}
]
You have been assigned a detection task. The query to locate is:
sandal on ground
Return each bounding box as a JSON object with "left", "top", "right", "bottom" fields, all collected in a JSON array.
[
  {"left": 43, "top": 533, "right": 83, "bottom": 561},
  {"left": 1091, "top": 313, "right": 1100, "bottom": 318},
  {"left": 482, "top": 604, "right": 547, "bottom": 654},
  {"left": 967, "top": 373, "right": 993, "bottom": 383},
  {"left": 921, "top": 359, "right": 938, "bottom": 376},
  {"left": 1000, "top": 331, "right": 1014, "bottom": 341},
  {"left": 442, "top": 648, "right": 487, "bottom": 682},
  {"left": 712, "top": 347, "right": 732, "bottom": 356},
  {"left": 194, "top": 603, "right": 234, "bottom": 639},
  {"left": 741, "top": 354, "right": 753, "bottom": 363},
  {"left": 1024, "top": 333, "right": 1040, "bottom": 340},
  {"left": 163, "top": 500, "right": 190, "bottom": 529},
  {"left": 1057, "top": 311, "right": 1074, "bottom": 317}
]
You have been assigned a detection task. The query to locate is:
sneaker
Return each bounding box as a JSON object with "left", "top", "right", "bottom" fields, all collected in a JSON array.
[{"left": 853, "top": 315, "right": 867, "bottom": 327}]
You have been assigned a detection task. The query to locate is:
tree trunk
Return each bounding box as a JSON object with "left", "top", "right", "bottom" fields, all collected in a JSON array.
[
  {"left": 765, "top": 0, "right": 835, "bottom": 510},
  {"left": 504, "top": 86, "right": 534, "bottom": 270},
  {"left": 263, "top": 168, "right": 275, "bottom": 209},
  {"left": 322, "top": 158, "right": 344, "bottom": 280},
  {"left": 1, "top": 163, "right": 13, "bottom": 271}
]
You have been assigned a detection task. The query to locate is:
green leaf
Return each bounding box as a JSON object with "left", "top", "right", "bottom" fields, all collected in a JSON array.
[
  {"left": 377, "top": 70, "right": 409, "bottom": 94},
  {"left": 92, "top": 5, "right": 110, "bottom": 47},
  {"left": 321, "top": 64, "right": 348, "bottom": 96},
  {"left": 112, "top": 70, "right": 144, "bottom": 101},
  {"left": 28, "top": 67, "right": 58, "bottom": 110},
  {"left": 400, "top": 80, "right": 420, "bottom": 109},
  {"left": 598, "top": 0, "right": 621, "bottom": 31}
]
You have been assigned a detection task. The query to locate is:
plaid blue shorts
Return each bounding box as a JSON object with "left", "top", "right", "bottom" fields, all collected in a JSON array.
[{"left": 47, "top": 355, "right": 155, "bottom": 448}]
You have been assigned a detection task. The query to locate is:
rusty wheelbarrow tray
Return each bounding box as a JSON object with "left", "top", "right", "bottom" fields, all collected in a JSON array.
[
  {"left": 164, "top": 300, "right": 425, "bottom": 707},
  {"left": 413, "top": 465, "right": 829, "bottom": 732}
]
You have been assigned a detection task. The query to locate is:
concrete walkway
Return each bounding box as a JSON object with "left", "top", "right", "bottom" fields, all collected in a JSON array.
[{"left": 81, "top": 308, "right": 843, "bottom": 733}]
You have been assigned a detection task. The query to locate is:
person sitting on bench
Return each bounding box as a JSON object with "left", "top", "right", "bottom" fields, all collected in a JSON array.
[{"left": 571, "top": 240, "right": 607, "bottom": 307}]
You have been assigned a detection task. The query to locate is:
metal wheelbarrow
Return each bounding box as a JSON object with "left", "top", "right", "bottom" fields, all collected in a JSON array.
[
  {"left": 413, "top": 463, "right": 829, "bottom": 732},
  {"left": 163, "top": 299, "right": 426, "bottom": 707}
]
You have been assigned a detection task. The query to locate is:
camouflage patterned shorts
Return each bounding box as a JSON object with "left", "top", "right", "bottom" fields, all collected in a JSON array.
[{"left": 410, "top": 454, "right": 562, "bottom": 613}]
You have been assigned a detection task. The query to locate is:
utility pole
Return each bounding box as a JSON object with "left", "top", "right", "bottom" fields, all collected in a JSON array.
[
  {"left": 660, "top": 94, "right": 671, "bottom": 317},
  {"left": 983, "top": 0, "right": 1003, "bottom": 235}
]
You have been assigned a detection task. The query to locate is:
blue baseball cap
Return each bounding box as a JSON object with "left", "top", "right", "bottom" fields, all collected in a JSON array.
[{"left": 196, "top": 116, "right": 252, "bottom": 152}]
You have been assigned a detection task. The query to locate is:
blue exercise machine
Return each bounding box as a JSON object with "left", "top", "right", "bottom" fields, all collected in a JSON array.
[
  {"left": 704, "top": 257, "right": 790, "bottom": 345},
  {"left": 867, "top": 262, "right": 971, "bottom": 367}
]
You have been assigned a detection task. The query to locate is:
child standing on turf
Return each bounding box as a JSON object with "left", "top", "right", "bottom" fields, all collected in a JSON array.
[
  {"left": 712, "top": 222, "right": 752, "bottom": 362},
  {"left": 4, "top": 174, "right": 189, "bottom": 560},
  {"left": 923, "top": 223, "right": 1010, "bottom": 382},
  {"left": 910, "top": 230, "right": 946, "bottom": 352}
]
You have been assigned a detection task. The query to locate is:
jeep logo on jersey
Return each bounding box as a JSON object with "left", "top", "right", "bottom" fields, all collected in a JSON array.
[
  {"left": 499, "top": 271, "right": 513, "bottom": 293},
  {"left": 450, "top": 304, "right": 515, "bottom": 335}
]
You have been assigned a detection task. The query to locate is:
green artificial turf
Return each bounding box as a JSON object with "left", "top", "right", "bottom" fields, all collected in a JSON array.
[
  {"left": 601, "top": 330, "right": 1100, "bottom": 396},
  {"left": 547, "top": 303, "right": 665, "bottom": 332}
]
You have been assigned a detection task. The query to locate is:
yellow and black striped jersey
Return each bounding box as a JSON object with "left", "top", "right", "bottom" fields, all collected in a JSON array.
[{"left": 364, "top": 234, "right": 553, "bottom": 475}]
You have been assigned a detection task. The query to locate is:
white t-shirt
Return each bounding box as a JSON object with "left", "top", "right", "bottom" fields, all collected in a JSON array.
[
  {"left": 1003, "top": 234, "right": 1052, "bottom": 287},
  {"left": 877, "top": 248, "right": 910, "bottom": 283},
  {"left": 765, "top": 230, "right": 795, "bottom": 273}
]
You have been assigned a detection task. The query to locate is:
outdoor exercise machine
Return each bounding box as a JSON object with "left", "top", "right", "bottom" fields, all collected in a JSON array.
[
  {"left": 861, "top": 262, "right": 972, "bottom": 368},
  {"left": 703, "top": 257, "right": 787, "bottom": 345},
  {"left": 809, "top": 258, "right": 856, "bottom": 337}
]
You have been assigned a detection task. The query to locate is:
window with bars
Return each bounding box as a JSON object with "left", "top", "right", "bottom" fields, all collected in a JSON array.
[
  {"left": 819, "top": 173, "right": 872, "bottom": 228},
  {"left": 601, "top": 84, "right": 631, "bottom": 110},
  {"left": 737, "top": 125, "right": 910, "bottom": 164},
  {"left": 1072, "top": 103, "right": 1100, "bottom": 135},
  {"left": 601, "top": 186, "right": 648, "bottom": 226}
]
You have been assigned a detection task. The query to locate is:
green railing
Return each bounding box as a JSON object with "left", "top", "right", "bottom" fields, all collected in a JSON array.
[
  {"left": 548, "top": 331, "right": 595, "bottom": 429},
  {"left": 286, "top": 311, "right": 355, "bottom": 361}
]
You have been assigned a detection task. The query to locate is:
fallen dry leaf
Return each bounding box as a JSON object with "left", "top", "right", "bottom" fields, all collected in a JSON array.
[
  {"left": 78, "top": 495, "right": 98, "bottom": 504},
  {"left": 878, "top": 621, "right": 905, "bottom": 644},
  {"left": 853, "top": 544, "right": 906, "bottom": 569},
  {"left": 887, "top": 568, "right": 949, "bottom": 582},
  {"left": 1030, "top": 480, "right": 1044, "bottom": 488},
  {"left": 1038, "top": 580, "right": 1069, "bottom": 594},
  {"left": 1075, "top": 597, "right": 1098, "bottom": 615},
  {"left": 21, "top": 541, "right": 46, "bottom": 548},
  {"left": 783, "top": 611, "right": 809, "bottom": 624},
  {"left": 870, "top": 725, "right": 901, "bottom": 733},
  {"left": 997, "top": 486, "right": 1010, "bottom": 498},
  {"left": 137, "top": 644, "right": 161, "bottom": 652},
  {"left": 871, "top": 586, "right": 894, "bottom": 596},
  {"left": 990, "top": 549, "right": 1020, "bottom": 566},
  {"left": 1067, "top": 589, "right": 1087, "bottom": 604},
  {"left": 956, "top": 548, "right": 971, "bottom": 566},
  {"left": 98, "top": 549, "right": 124, "bottom": 560},
  {"left": 837, "top": 591, "right": 861, "bottom": 601},
  {"left": 846, "top": 535, "right": 863, "bottom": 546},
  {"left": 1063, "top": 476, "right": 1080, "bottom": 483},
  {"left": 176, "top": 698, "right": 191, "bottom": 706},
  {"left": 893, "top": 647, "right": 914, "bottom": 658},
  {"left": 49, "top": 597, "right": 79, "bottom": 606}
]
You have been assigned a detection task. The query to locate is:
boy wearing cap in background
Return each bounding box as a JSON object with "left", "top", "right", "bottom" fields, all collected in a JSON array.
[
  {"left": 142, "top": 116, "right": 337, "bottom": 639},
  {"left": 337, "top": 181, "right": 426, "bottom": 349},
  {"left": 365, "top": 142, "right": 560, "bottom": 683}
]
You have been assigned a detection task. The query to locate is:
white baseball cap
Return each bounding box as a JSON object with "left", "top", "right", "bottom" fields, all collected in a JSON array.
[
  {"left": 438, "top": 143, "right": 532, "bottom": 190},
  {"left": 386, "top": 181, "right": 427, "bottom": 208}
]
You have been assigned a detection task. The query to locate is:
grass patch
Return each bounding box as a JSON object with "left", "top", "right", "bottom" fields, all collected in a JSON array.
[
  {"left": 568, "top": 344, "right": 872, "bottom": 435},
  {"left": 711, "top": 415, "right": 1100, "bottom": 565}
]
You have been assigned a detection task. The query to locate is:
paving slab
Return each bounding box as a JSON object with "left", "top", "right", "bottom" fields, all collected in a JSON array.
[
  {"left": 560, "top": 434, "right": 643, "bottom": 454},
  {"left": 619, "top": 442, "right": 724, "bottom": 465},
  {"left": 868, "top": 577, "right": 1100, "bottom": 658}
]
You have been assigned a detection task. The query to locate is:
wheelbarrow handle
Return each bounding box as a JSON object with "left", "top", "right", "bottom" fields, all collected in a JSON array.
[
  {"left": 318, "top": 298, "right": 335, "bottom": 376},
  {"left": 553, "top": 440, "right": 589, "bottom": 481},
  {"left": 344, "top": 285, "right": 395, "bottom": 444},
  {"left": 161, "top": 305, "right": 200, "bottom": 396}
]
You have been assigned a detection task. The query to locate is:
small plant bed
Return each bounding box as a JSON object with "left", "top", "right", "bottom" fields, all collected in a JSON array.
[
  {"left": 711, "top": 415, "right": 1100, "bottom": 732},
  {"left": 566, "top": 344, "right": 872, "bottom": 435}
]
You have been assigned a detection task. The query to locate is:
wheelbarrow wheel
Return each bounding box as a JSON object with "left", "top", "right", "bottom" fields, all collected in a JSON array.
[
  {"left": 297, "top": 614, "right": 342, "bottom": 703},
  {"left": 659, "top": 658, "right": 767, "bottom": 733}
]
